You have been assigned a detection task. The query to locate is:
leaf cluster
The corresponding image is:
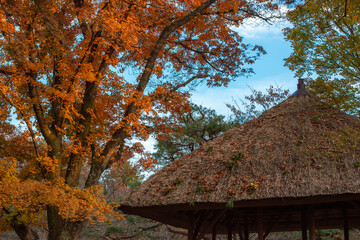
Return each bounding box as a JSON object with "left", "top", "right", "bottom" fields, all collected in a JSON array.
[{"left": 284, "top": 0, "right": 360, "bottom": 115}]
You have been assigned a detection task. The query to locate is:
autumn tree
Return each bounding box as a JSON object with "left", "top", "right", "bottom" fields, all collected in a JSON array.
[
  {"left": 0, "top": 0, "right": 288, "bottom": 239},
  {"left": 284, "top": 0, "right": 360, "bottom": 116}
]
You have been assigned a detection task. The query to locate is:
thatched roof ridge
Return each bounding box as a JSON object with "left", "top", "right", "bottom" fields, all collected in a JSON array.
[{"left": 122, "top": 94, "right": 360, "bottom": 208}]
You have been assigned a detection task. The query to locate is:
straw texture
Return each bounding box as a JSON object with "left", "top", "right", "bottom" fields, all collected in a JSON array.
[{"left": 122, "top": 94, "right": 360, "bottom": 207}]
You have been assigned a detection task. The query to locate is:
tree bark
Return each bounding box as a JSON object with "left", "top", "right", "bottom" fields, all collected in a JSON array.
[
  {"left": 47, "top": 206, "right": 84, "bottom": 240},
  {"left": 12, "top": 222, "right": 39, "bottom": 240}
]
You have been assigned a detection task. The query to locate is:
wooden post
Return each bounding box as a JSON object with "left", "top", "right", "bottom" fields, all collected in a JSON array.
[
  {"left": 197, "top": 209, "right": 226, "bottom": 240},
  {"left": 188, "top": 213, "right": 194, "bottom": 240},
  {"left": 301, "top": 209, "right": 307, "bottom": 240},
  {"left": 212, "top": 226, "right": 216, "bottom": 240},
  {"left": 244, "top": 215, "right": 249, "bottom": 240},
  {"left": 257, "top": 208, "right": 264, "bottom": 240},
  {"left": 227, "top": 224, "right": 233, "bottom": 240},
  {"left": 227, "top": 214, "right": 233, "bottom": 240},
  {"left": 193, "top": 211, "right": 206, "bottom": 240},
  {"left": 237, "top": 221, "right": 244, "bottom": 240},
  {"left": 308, "top": 207, "right": 315, "bottom": 240},
  {"left": 343, "top": 207, "right": 349, "bottom": 240}
]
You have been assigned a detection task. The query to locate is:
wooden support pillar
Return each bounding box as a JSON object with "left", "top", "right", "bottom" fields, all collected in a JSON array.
[
  {"left": 244, "top": 215, "right": 249, "bottom": 240},
  {"left": 257, "top": 208, "right": 264, "bottom": 240},
  {"left": 308, "top": 207, "right": 315, "bottom": 240},
  {"left": 198, "top": 209, "right": 226, "bottom": 240},
  {"left": 343, "top": 207, "right": 349, "bottom": 240},
  {"left": 212, "top": 226, "right": 216, "bottom": 240},
  {"left": 188, "top": 213, "right": 194, "bottom": 240},
  {"left": 301, "top": 209, "right": 307, "bottom": 240},
  {"left": 227, "top": 224, "right": 233, "bottom": 240},
  {"left": 193, "top": 211, "right": 206, "bottom": 240},
  {"left": 237, "top": 221, "right": 244, "bottom": 240},
  {"left": 227, "top": 213, "right": 233, "bottom": 240}
]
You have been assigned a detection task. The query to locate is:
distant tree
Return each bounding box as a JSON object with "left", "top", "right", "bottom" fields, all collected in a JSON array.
[
  {"left": 102, "top": 161, "right": 141, "bottom": 202},
  {"left": 153, "top": 103, "right": 233, "bottom": 164},
  {"left": 284, "top": 0, "right": 360, "bottom": 116},
  {"left": 226, "top": 85, "right": 290, "bottom": 124}
]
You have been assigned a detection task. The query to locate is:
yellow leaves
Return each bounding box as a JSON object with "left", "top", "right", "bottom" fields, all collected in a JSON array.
[
  {"left": 0, "top": 157, "right": 122, "bottom": 229},
  {"left": 0, "top": 157, "right": 18, "bottom": 182},
  {"left": 36, "top": 156, "right": 58, "bottom": 173},
  {"left": 48, "top": 182, "right": 119, "bottom": 223},
  {"left": 0, "top": 175, "right": 121, "bottom": 227}
]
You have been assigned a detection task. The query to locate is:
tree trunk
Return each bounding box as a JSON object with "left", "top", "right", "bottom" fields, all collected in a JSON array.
[
  {"left": 13, "top": 222, "right": 39, "bottom": 240},
  {"left": 47, "top": 206, "right": 84, "bottom": 240}
]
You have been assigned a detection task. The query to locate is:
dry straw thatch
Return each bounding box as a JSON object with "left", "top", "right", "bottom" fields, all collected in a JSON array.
[{"left": 122, "top": 93, "right": 360, "bottom": 209}]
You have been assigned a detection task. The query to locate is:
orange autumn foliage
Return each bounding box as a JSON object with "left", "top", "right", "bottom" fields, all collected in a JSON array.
[{"left": 0, "top": 0, "right": 287, "bottom": 239}]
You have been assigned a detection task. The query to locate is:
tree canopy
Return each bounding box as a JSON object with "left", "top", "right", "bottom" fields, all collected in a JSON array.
[
  {"left": 284, "top": 0, "right": 360, "bottom": 116},
  {"left": 0, "top": 0, "right": 287, "bottom": 239}
]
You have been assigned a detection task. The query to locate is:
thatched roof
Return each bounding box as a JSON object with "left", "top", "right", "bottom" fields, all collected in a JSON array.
[{"left": 122, "top": 87, "right": 360, "bottom": 210}]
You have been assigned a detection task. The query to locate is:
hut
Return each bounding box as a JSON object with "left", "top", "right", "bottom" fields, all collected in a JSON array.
[{"left": 120, "top": 79, "right": 360, "bottom": 240}]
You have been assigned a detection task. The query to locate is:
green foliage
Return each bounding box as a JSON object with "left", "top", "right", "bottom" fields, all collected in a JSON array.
[
  {"left": 311, "top": 115, "right": 320, "bottom": 124},
  {"left": 102, "top": 161, "right": 143, "bottom": 202},
  {"left": 162, "top": 186, "right": 174, "bottom": 196},
  {"left": 228, "top": 160, "right": 238, "bottom": 171},
  {"left": 173, "top": 178, "right": 184, "bottom": 186},
  {"left": 284, "top": 0, "right": 360, "bottom": 116},
  {"left": 105, "top": 226, "right": 124, "bottom": 234},
  {"left": 196, "top": 182, "right": 205, "bottom": 194},
  {"left": 153, "top": 103, "right": 234, "bottom": 165},
  {"left": 232, "top": 152, "right": 242, "bottom": 161},
  {"left": 81, "top": 228, "right": 102, "bottom": 238},
  {"left": 226, "top": 200, "right": 234, "bottom": 209},
  {"left": 206, "top": 146, "right": 213, "bottom": 152},
  {"left": 128, "top": 178, "right": 143, "bottom": 191},
  {"left": 125, "top": 215, "right": 142, "bottom": 225},
  {"left": 229, "top": 152, "right": 243, "bottom": 170}
]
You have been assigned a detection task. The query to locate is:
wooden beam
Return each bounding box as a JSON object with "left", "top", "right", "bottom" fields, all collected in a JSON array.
[
  {"left": 308, "top": 207, "right": 315, "bottom": 240},
  {"left": 343, "top": 207, "right": 349, "bottom": 240},
  {"left": 257, "top": 208, "right": 264, "bottom": 240},
  {"left": 301, "top": 209, "right": 308, "bottom": 240}
]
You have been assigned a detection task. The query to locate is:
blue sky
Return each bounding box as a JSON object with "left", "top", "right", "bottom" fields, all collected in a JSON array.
[{"left": 191, "top": 20, "right": 297, "bottom": 116}]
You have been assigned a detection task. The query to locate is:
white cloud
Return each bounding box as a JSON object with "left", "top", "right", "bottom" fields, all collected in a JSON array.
[{"left": 233, "top": 5, "right": 291, "bottom": 39}]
